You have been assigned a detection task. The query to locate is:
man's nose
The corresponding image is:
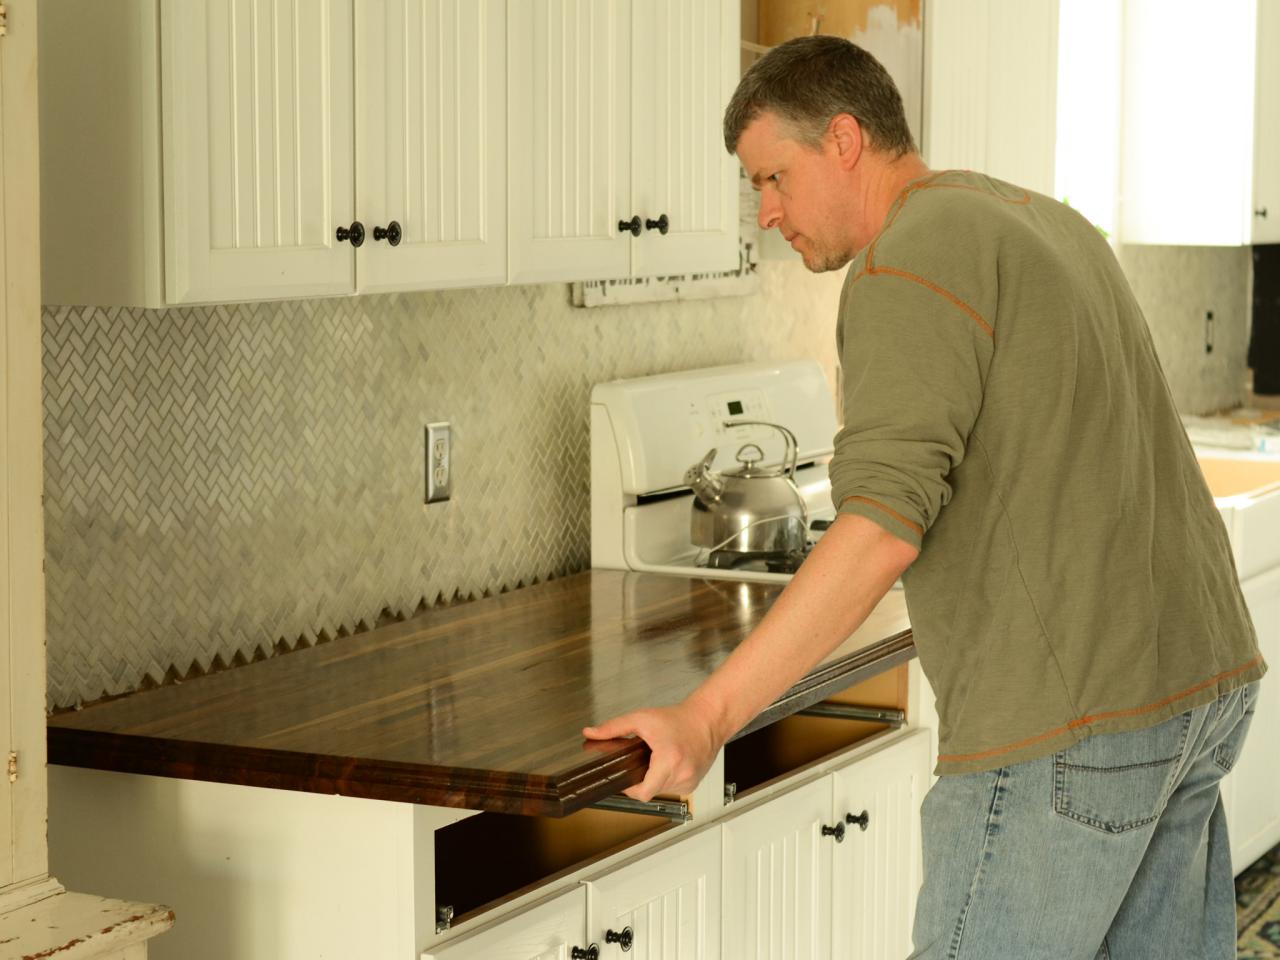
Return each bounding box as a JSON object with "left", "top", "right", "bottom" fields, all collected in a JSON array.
[{"left": 758, "top": 191, "right": 782, "bottom": 231}]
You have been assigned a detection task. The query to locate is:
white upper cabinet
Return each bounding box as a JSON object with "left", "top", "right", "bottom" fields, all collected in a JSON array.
[
  {"left": 508, "top": 0, "right": 632, "bottom": 283},
  {"left": 39, "top": 0, "right": 506, "bottom": 307},
  {"left": 164, "top": 0, "right": 357, "bottom": 303},
  {"left": 508, "top": 0, "right": 739, "bottom": 284},
  {"left": 355, "top": 0, "right": 506, "bottom": 291},
  {"left": 1121, "top": 0, "right": 1280, "bottom": 245}
]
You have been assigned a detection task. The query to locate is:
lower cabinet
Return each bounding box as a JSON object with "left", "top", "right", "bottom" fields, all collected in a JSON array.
[
  {"left": 721, "top": 729, "right": 929, "bottom": 960},
  {"left": 424, "top": 887, "right": 588, "bottom": 960},
  {"left": 721, "top": 776, "right": 834, "bottom": 959},
  {"left": 831, "top": 731, "right": 929, "bottom": 960},
  {"left": 1224, "top": 563, "right": 1280, "bottom": 874},
  {"left": 587, "top": 827, "right": 721, "bottom": 959},
  {"left": 427, "top": 728, "right": 931, "bottom": 960}
]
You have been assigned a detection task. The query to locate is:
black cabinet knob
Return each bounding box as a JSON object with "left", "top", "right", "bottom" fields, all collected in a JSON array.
[
  {"left": 335, "top": 221, "right": 365, "bottom": 247},
  {"left": 571, "top": 945, "right": 600, "bottom": 960},
  {"left": 373, "top": 220, "right": 402, "bottom": 246},
  {"left": 645, "top": 213, "right": 670, "bottom": 235},
  {"left": 605, "top": 926, "right": 634, "bottom": 951},
  {"left": 618, "top": 215, "right": 642, "bottom": 237},
  {"left": 1257, "top": 207, "right": 1269, "bottom": 219},
  {"left": 822, "top": 821, "right": 846, "bottom": 843},
  {"left": 846, "top": 809, "right": 870, "bottom": 831}
]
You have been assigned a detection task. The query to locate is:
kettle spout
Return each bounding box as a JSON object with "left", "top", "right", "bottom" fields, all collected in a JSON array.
[{"left": 684, "top": 448, "right": 724, "bottom": 504}]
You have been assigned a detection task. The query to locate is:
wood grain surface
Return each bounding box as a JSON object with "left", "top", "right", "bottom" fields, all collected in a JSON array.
[{"left": 48, "top": 570, "right": 912, "bottom": 816}]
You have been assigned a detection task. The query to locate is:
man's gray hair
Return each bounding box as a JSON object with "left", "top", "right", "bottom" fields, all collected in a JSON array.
[{"left": 723, "top": 35, "right": 916, "bottom": 157}]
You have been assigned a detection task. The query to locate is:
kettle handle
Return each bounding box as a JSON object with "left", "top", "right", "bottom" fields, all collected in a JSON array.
[{"left": 721, "top": 421, "right": 799, "bottom": 480}]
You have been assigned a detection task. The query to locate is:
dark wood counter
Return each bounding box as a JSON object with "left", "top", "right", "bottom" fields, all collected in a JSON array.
[{"left": 48, "top": 569, "right": 913, "bottom": 817}]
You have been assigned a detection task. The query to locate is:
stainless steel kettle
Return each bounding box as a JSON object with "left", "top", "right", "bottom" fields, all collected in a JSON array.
[{"left": 684, "top": 421, "right": 808, "bottom": 555}]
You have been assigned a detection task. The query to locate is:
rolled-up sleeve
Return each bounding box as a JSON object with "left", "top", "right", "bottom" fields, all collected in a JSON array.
[{"left": 830, "top": 270, "right": 994, "bottom": 549}]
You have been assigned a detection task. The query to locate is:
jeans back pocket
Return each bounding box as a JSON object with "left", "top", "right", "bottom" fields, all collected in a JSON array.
[{"left": 1053, "top": 713, "right": 1192, "bottom": 834}]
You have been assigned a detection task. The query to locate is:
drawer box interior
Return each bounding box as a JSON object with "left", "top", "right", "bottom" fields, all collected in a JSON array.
[{"left": 723, "top": 663, "right": 908, "bottom": 798}]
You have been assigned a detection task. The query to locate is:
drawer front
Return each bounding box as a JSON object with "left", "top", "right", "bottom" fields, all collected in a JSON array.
[{"left": 425, "top": 886, "right": 587, "bottom": 960}]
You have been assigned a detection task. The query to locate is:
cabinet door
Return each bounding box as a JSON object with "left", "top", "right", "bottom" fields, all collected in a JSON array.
[
  {"left": 587, "top": 827, "right": 720, "bottom": 959},
  {"left": 162, "top": 0, "right": 357, "bottom": 303},
  {"left": 508, "top": 0, "right": 631, "bottom": 284},
  {"left": 1253, "top": 0, "right": 1280, "bottom": 244},
  {"left": 721, "top": 776, "right": 833, "bottom": 960},
  {"left": 355, "top": 0, "right": 506, "bottom": 291},
  {"left": 830, "top": 730, "right": 930, "bottom": 960},
  {"left": 425, "top": 886, "right": 589, "bottom": 960},
  {"left": 630, "top": 0, "right": 739, "bottom": 278},
  {"left": 1226, "top": 565, "right": 1280, "bottom": 873}
]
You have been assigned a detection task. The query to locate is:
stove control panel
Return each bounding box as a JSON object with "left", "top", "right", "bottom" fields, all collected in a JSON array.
[{"left": 592, "top": 360, "right": 838, "bottom": 495}]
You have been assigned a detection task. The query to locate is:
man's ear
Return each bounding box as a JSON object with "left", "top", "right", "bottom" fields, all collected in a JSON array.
[{"left": 828, "top": 113, "right": 864, "bottom": 170}]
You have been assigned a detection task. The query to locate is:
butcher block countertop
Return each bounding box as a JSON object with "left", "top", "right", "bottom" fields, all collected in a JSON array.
[{"left": 48, "top": 569, "right": 913, "bottom": 817}]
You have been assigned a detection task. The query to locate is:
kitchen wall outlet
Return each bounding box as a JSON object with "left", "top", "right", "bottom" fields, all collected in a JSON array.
[{"left": 425, "top": 422, "right": 452, "bottom": 504}]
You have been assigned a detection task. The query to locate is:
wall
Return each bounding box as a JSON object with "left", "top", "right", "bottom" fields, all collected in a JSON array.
[
  {"left": 41, "top": 265, "right": 844, "bottom": 707},
  {"left": 1117, "top": 245, "right": 1253, "bottom": 415}
]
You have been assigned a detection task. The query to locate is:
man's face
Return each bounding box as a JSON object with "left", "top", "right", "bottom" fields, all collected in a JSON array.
[{"left": 736, "top": 111, "right": 858, "bottom": 273}]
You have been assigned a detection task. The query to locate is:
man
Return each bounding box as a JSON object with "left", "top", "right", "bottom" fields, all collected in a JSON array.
[{"left": 584, "top": 36, "right": 1265, "bottom": 959}]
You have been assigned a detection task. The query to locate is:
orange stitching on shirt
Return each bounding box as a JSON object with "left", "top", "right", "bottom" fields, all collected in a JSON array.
[
  {"left": 862, "top": 266, "right": 994, "bottom": 339},
  {"left": 936, "top": 655, "right": 1266, "bottom": 764},
  {"left": 865, "top": 173, "right": 1030, "bottom": 272},
  {"left": 840, "top": 496, "right": 925, "bottom": 536}
]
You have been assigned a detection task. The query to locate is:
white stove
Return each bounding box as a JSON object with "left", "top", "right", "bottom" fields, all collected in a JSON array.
[{"left": 590, "top": 360, "right": 841, "bottom": 583}]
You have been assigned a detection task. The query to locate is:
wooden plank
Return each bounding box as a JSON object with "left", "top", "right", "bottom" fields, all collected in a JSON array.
[{"left": 49, "top": 570, "right": 912, "bottom": 816}]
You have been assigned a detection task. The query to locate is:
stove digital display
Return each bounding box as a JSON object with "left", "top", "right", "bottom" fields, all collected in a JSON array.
[{"left": 726, "top": 400, "right": 744, "bottom": 415}]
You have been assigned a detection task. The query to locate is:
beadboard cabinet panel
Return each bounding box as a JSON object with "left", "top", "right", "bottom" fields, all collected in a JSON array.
[
  {"left": 356, "top": 0, "right": 507, "bottom": 291},
  {"left": 831, "top": 731, "right": 929, "bottom": 960},
  {"left": 425, "top": 887, "right": 588, "bottom": 960},
  {"left": 587, "top": 827, "right": 721, "bottom": 959},
  {"left": 508, "top": 0, "right": 632, "bottom": 283},
  {"left": 721, "top": 776, "right": 832, "bottom": 960},
  {"left": 629, "top": 0, "right": 739, "bottom": 278},
  {"left": 163, "top": 0, "right": 357, "bottom": 302}
]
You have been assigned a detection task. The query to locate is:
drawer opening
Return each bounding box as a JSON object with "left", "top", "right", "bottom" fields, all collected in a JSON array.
[
  {"left": 435, "top": 806, "right": 674, "bottom": 926},
  {"left": 724, "top": 663, "right": 908, "bottom": 799}
]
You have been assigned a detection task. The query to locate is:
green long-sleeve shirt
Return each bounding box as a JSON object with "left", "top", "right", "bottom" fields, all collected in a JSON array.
[{"left": 830, "top": 170, "right": 1266, "bottom": 774}]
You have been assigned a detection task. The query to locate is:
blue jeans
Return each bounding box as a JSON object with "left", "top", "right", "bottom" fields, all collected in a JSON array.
[{"left": 909, "top": 682, "right": 1259, "bottom": 959}]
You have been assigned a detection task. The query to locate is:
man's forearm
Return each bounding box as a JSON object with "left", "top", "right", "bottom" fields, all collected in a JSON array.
[{"left": 685, "top": 511, "right": 919, "bottom": 744}]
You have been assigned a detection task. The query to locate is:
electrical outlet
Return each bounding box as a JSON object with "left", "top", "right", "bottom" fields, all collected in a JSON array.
[{"left": 425, "top": 422, "right": 452, "bottom": 503}]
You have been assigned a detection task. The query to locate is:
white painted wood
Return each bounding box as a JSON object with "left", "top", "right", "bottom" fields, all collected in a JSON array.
[
  {"left": 924, "top": 0, "right": 1058, "bottom": 196},
  {"left": 0, "top": 891, "right": 173, "bottom": 960},
  {"left": 629, "top": 0, "right": 738, "bottom": 278},
  {"left": 1225, "top": 484, "right": 1280, "bottom": 581},
  {"left": 425, "top": 886, "right": 588, "bottom": 960},
  {"left": 38, "top": 0, "right": 167, "bottom": 308},
  {"left": 508, "top": 0, "right": 631, "bottom": 284},
  {"left": 1253, "top": 0, "right": 1280, "bottom": 243},
  {"left": 830, "top": 730, "right": 929, "bottom": 960},
  {"left": 48, "top": 766, "right": 421, "bottom": 960},
  {"left": 1227, "top": 564, "right": 1280, "bottom": 873},
  {"left": 1, "top": 0, "right": 50, "bottom": 892},
  {"left": 356, "top": 0, "right": 507, "bottom": 291},
  {"left": 721, "top": 775, "right": 832, "bottom": 960},
  {"left": 162, "top": 0, "right": 357, "bottom": 303},
  {"left": 586, "top": 825, "right": 720, "bottom": 959},
  {"left": 1121, "top": 0, "right": 1258, "bottom": 245}
]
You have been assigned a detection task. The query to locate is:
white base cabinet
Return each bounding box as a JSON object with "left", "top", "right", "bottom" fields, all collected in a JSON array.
[
  {"left": 50, "top": 726, "right": 931, "bottom": 960},
  {"left": 1224, "top": 563, "right": 1280, "bottom": 874}
]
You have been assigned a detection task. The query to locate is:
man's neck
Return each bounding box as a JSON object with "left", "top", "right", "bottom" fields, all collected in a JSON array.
[{"left": 858, "top": 152, "right": 933, "bottom": 246}]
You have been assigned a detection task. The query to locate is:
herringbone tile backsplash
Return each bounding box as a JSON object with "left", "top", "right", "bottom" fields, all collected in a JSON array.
[{"left": 42, "top": 264, "right": 844, "bottom": 708}]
